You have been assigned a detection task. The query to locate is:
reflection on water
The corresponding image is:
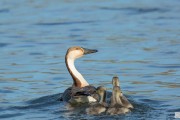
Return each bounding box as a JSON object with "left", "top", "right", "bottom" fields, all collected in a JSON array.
[{"left": 0, "top": 0, "right": 180, "bottom": 119}]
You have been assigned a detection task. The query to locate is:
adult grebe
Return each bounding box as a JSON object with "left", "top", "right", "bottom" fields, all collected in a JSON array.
[
  {"left": 86, "top": 86, "right": 108, "bottom": 115},
  {"left": 61, "top": 46, "right": 98, "bottom": 102}
]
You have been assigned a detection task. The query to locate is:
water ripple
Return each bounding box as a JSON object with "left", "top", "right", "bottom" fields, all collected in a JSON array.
[
  {"left": 149, "top": 64, "right": 180, "bottom": 68},
  {"left": 99, "top": 7, "right": 169, "bottom": 14},
  {"left": 35, "top": 20, "right": 96, "bottom": 26},
  {"left": 0, "top": 113, "right": 24, "bottom": 119},
  {"left": 0, "top": 9, "right": 10, "bottom": 13},
  {"left": 0, "top": 43, "right": 10, "bottom": 47}
]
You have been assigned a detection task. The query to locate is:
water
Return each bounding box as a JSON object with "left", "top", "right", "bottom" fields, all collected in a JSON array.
[{"left": 0, "top": 0, "right": 180, "bottom": 119}]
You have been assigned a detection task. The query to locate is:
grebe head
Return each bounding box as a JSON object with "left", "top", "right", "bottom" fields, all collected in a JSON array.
[
  {"left": 96, "top": 86, "right": 106, "bottom": 93},
  {"left": 66, "top": 46, "right": 98, "bottom": 59},
  {"left": 96, "top": 86, "right": 106, "bottom": 96},
  {"left": 113, "top": 86, "right": 123, "bottom": 97},
  {"left": 112, "top": 76, "right": 120, "bottom": 87}
]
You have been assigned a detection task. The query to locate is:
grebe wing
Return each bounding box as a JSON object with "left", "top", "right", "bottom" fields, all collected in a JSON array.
[
  {"left": 121, "top": 95, "right": 134, "bottom": 109},
  {"left": 60, "top": 86, "right": 96, "bottom": 102},
  {"left": 61, "top": 87, "right": 72, "bottom": 102}
]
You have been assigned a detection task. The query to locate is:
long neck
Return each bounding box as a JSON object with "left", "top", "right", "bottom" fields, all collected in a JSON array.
[
  {"left": 99, "top": 91, "right": 106, "bottom": 103},
  {"left": 111, "top": 92, "right": 123, "bottom": 105},
  {"left": 65, "top": 55, "right": 89, "bottom": 87}
]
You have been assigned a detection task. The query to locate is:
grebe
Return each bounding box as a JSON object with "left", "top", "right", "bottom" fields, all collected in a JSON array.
[
  {"left": 86, "top": 86, "right": 108, "bottom": 115},
  {"left": 61, "top": 46, "right": 98, "bottom": 102},
  {"left": 106, "top": 76, "right": 133, "bottom": 115},
  {"left": 107, "top": 86, "right": 130, "bottom": 115},
  {"left": 111, "top": 76, "right": 133, "bottom": 109}
]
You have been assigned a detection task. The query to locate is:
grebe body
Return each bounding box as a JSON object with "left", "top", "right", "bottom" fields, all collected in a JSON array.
[
  {"left": 107, "top": 76, "right": 133, "bottom": 115},
  {"left": 86, "top": 86, "right": 108, "bottom": 115}
]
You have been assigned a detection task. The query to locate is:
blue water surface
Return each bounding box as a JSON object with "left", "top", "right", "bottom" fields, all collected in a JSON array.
[{"left": 0, "top": 0, "right": 180, "bottom": 119}]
